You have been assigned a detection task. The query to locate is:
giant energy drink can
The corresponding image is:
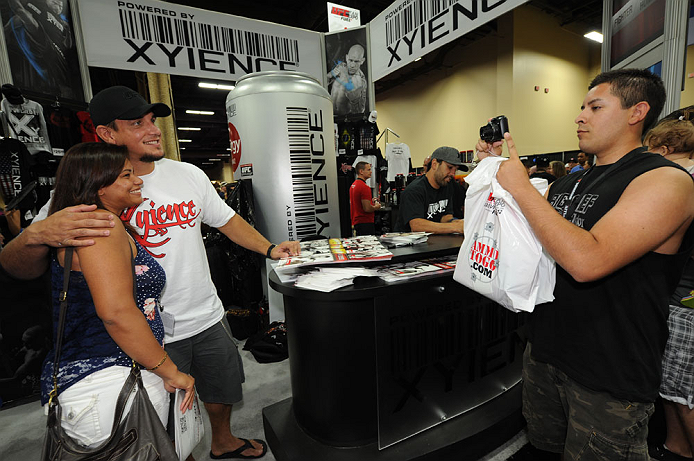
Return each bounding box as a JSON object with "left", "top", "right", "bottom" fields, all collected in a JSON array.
[{"left": 226, "top": 71, "right": 340, "bottom": 243}]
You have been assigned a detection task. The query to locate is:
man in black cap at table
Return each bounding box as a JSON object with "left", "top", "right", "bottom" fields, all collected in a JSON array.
[{"left": 394, "top": 146, "right": 466, "bottom": 234}]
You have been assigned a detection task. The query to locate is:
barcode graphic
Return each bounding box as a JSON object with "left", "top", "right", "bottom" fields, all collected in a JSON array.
[
  {"left": 385, "top": 0, "right": 459, "bottom": 46},
  {"left": 119, "top": 9, "right": 300, "bottom": 64},
  {"left": 287, "top": 107, "right": 316, "bottom": 240}
]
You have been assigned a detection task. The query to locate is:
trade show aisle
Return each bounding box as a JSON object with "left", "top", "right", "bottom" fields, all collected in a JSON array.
[{"left": 0, "top": 345, "right": 528, "bottom": 461}]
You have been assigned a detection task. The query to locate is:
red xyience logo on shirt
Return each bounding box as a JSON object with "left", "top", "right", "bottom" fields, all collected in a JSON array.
[{"left": 122, "top": 198, "right": 200, "bottom": 258}]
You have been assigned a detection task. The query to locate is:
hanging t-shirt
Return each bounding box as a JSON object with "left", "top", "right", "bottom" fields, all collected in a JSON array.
[
  {"left": 0, "top": 138, "right": 34, "bottom": 201},
  {"left": 75, "top": 111, "right": 100, "bottom": 143},
  {"left": 356, "top": 120, "right": 379, "bottom": 153},
  {"left": 45, "top": 105, "right": 81, "bottom": 155},
  {"left": 32, "top": 151, "right": 59, "bottom": 209},
  {"left": 352, "top": 154, "right": 377, "bottom": 189},
  {"left": 386, "top": 142, "right": 411, "bottom": 182},
  {"left": 1, "top": 97, "right": 51, "bottom": 154},
  {"left": 338, "top": 123, "right": 357, "bottom": 156}
]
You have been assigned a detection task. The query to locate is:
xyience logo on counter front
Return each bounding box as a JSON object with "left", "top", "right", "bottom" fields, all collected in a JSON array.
[
  {"left": 228, "top": 122, "right": 242, "bottom": 173},
  {"left": 468, "top": 234, "right": 498, "bottom": 282}
]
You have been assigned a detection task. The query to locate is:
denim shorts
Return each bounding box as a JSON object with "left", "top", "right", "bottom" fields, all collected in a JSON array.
[
  {"left": 165, "top": 317, "right": 244, "bottom": 405},
  {"left": 522, "top": 343, "right": 653, "bottom": 460},
  {"left": 46, "top": 365, "right": 169, "bottom": 448}
]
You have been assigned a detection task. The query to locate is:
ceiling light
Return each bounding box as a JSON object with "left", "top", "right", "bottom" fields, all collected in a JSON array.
[
  {"left": 226, "top": 147, "right": 231, "bottom": 151},
  {"left": 198, "top": 82, "right": 235, "bottom": 91},
  {"left": 414, "top": 57, "right": 422, "bottom": 62},
  {"left": 209, "top": 158, "right": 221, "bottom": 161},
  {"left": 179, "top": 139, "right": 192, "bottom": 143},
  {"left": 180, "top": 147, "right": 186, "bottom": 150},
  {"left": 584, "top": 31, "right": 603, "bottom": 43},
  {"left": 178, "top": 127, "right": 201, "bottom": 131},
  {"left": 186, "top": 110, "right": 215, "bottom": 115}
]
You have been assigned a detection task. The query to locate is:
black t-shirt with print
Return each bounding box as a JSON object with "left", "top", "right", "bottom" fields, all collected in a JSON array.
[{"left": 394, "top": 176, "right": 453, "bottom": 232}]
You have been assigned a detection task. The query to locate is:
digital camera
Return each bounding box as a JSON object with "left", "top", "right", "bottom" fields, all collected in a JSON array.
[{"left": 480, "top": 115, "right": 510, "bottom": 143}]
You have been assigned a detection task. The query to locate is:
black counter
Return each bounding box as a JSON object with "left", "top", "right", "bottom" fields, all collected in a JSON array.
[{"left": 264, "top": 235, "right": 526, "bottom": 461}]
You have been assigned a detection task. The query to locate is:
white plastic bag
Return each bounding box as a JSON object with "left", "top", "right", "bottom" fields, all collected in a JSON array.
[
  {"left": 453, "top": 157, "right": 555, "bottom": 312},
  {"left": 174, "top": 389, "right": 205, "bottom": 461}
]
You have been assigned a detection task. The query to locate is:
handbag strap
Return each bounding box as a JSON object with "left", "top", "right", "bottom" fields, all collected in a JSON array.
[
  {"left": 48, "top": 247, "right": 74, "bottom": 406},
  {"left": 108, "top": 238, "right": 146, "bottom": 435},
  {"left": 48, "top": 239, "right": 138, "bottom": 406},
  {"left": 129, "top": 236, "right": 137, "bottom": 300}
]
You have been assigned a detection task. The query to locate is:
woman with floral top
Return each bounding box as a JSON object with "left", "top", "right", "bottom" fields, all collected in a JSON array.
[{"left": 39, "top": 142, "right": 194, "bottom": 447}]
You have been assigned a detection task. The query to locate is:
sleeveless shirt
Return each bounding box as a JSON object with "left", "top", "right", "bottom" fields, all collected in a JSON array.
[
  {"left": 531, "top": 148, "right": 694, "bottom": 402},
  {"left": 40, "top": 238, "right": 166, "bottom": 404}
]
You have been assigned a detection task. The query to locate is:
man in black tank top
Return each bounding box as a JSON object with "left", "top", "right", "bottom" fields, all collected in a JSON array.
[{"left": 476, "top": 69, "right": 694, "bottom": 460}]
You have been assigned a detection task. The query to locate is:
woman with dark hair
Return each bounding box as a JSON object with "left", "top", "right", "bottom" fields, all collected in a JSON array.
[
  {"left": 39, "top": 142, "right": 195, "bottom": 448},
  {"left": 645, "top": 120, "right": 694, "bottom": 461}
]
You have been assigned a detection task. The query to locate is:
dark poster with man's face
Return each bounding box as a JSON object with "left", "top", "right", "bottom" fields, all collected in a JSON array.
[
  {"left": 325, "top": 27, "right": 370, "bottom": 118},
  {"left": 1, "top": 0, "right": 84, "bottom": 101}
]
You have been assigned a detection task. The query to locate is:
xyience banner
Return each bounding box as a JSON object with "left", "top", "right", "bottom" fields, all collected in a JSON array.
[
  {"left": 76, "top": 0, "right": 324, "bottom": 82},
  {"left": 370, "top": 0, "right": 528, "bottom": 81}
]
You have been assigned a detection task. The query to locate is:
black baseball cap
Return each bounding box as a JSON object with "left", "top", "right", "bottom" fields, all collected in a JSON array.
[
  {"left": 89, "top": 86, "right": 171, "bottom": 127},
  {"left": 535, "top": 157, "right": 550, "bottom": 168}
]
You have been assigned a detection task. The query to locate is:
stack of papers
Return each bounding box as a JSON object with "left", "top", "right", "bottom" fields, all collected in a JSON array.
[
  {"left": 379, "top": 232, "right": 430, "bottom": 247},
  {"left": 276, "top": 236, "right": 392, "bottom": 272},
  {"left": 295, "top": 267, "right": 380, "bottom": 292},
  {"left": 375, "top": 256, "right": 457, "bottom": 282}
]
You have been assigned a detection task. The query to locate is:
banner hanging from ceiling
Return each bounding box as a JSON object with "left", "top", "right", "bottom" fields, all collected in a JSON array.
[
  {"left": 327, "top": 2, "right": 361, "bottom": 31},
  {"left": 75, "top": 0, "right": 324, "bottom": 82},
  {"left": 370, "top": 0, "right": 529, "bottom": 81},
  {"left": 1, "top": 0, "right": 85, "bottom": 101}
]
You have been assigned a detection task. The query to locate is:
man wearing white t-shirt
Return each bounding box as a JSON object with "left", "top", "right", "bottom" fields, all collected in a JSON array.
[{"left": 0, "top": 86, "right": 299, "bottom": 459}]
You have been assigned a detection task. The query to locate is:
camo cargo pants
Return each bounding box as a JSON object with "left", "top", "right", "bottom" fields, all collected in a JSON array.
[{"left": 522, "top": 343, "right": 653, "bottom": 460}]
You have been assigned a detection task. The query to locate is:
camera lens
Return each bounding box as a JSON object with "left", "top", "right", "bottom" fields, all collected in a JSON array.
[{"left": 480, "top": 124, "right": 495, "bottom": 142}]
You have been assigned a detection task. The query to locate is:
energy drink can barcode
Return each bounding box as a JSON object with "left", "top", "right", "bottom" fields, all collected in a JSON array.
[{"left": 226, "top": 71, "right": 341, "bottom": 243}]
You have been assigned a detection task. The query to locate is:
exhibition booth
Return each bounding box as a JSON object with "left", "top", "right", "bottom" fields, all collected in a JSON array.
[{"left": 0, "top": 0, "right": 693, "bottom": 459}]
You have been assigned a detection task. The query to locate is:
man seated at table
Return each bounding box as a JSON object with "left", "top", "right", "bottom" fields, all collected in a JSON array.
[{"left": 394, "top": 146, "right": 465, "bottom": 234}]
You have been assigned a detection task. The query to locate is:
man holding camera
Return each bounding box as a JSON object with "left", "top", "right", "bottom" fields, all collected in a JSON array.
[
  {"left": 394, "top": 146, "right": 465, "bottom": 234},
  {"left": 477, "top": 69, "right": 694, "bottom": 460}
]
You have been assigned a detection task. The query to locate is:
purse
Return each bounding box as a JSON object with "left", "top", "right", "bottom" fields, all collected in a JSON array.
[{"left": 41, "top": 246, "right": 178, "bottom": 460}]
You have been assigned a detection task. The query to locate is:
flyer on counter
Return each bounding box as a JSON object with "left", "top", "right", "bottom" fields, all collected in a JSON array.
[
  {"left": 276, "top": 236, "right": 393, "bottom": 271},
  {"left": 374, "top": 255, "right": 457, "bottom": 282}
]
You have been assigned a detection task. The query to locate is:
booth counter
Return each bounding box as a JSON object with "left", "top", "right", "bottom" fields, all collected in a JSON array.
[{"left": 264, "top": 235, "right": 527, "bottom": 461}]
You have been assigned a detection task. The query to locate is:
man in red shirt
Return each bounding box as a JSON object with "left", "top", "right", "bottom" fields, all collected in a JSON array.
[{"left": 350, "top": 162, "right": 381, "bottom": 235}]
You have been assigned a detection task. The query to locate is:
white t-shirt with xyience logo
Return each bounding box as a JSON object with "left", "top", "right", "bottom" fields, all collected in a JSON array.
[{"left": 121, "top": 158, "right": 235, "bottom": 343}]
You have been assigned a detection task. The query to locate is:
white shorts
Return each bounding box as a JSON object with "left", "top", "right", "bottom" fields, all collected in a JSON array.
[{"left": 44, "top": 365, "right": 169, "bottom": 448}]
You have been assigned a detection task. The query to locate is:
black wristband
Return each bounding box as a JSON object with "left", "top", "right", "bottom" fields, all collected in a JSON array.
[{"left": 266, "top": 244, "right": 277, "bottom": 259}]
